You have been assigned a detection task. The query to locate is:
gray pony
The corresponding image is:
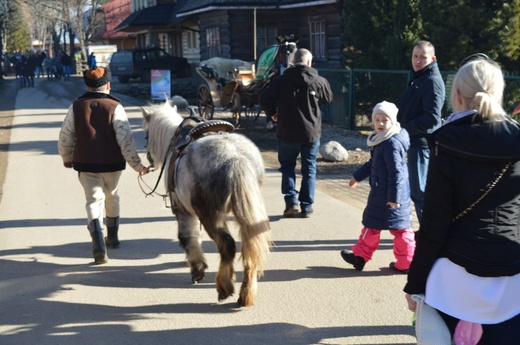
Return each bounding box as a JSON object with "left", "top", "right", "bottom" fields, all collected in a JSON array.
[{"left": 142, "top": 101, "right": 272, "bottom": 307}]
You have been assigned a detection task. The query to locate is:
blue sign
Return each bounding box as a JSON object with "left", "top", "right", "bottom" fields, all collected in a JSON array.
[{"left": 151, "top": 70, "right": 171, "bottom": 101}]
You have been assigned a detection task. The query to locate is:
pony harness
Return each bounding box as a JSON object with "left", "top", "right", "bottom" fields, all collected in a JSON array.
[{"left": 167, "top": 117, "right": 235, "bottom": 192}]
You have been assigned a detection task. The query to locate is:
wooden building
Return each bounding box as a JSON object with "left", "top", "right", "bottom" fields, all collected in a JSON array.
[
  {"left": 114, "top": 0, "right": 343, "bottom": 68},
  {"left": 176, "top": 0, "right": 343, "bottom": 68}
]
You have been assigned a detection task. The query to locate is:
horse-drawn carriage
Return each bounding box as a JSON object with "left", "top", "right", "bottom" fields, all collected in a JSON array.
[{"left": 196, "top": 35, "right": 298, "bottom": 126}]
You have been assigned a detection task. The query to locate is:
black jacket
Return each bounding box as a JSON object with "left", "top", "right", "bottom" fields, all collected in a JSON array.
[
  {"left": 260, "top": 64, "right": 332, "bottom": 143},
  {"left": 396, "top": 61, "right": 445, "bottom": 148},
  {"left": 404, "top": 113, "right": 520, "bottom": 294}
]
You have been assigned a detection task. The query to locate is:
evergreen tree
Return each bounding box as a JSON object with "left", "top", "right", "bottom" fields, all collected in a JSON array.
[
  {"left": 341, "top": 0, "right": 424, "bottom": 69},
  {"left": 495, "top": 0, "right": 520, "bottom": 72},
  {"left": 420, "top": 0, "right": 520, "bottom": 71},
  {"left": 5, "top": 2, "right": 30, "bottom": 53},
  {"left": 341, "top": 0, "right": 520, "bottom": 71},
  {"left": 342, "top": 0, "right": 397, "bottom": 69},
  {"left": 416, "top": 0, "right": 460, "bottom": 70},
  {"left": 387, "top": 0, "right": 422, "bottom": 69}
]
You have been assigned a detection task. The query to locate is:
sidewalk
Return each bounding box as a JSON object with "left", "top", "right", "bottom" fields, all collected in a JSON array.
[{"left": 0, "top": 76, "right": 416, "bottom": 345}]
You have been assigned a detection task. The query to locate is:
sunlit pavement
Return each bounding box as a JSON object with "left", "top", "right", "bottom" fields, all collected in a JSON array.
[{"left": 0, "top": 76, "right": 416, "bottom": 345}]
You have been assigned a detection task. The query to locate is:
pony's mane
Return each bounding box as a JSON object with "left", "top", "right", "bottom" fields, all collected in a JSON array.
[{"left": 144, "top": 101, "right": 183, "bottom": 168}]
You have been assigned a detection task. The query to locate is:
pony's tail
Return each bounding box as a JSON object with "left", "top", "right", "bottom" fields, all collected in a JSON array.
[{"left": 230, "top": 160, "right": 272, "bottom": 277}]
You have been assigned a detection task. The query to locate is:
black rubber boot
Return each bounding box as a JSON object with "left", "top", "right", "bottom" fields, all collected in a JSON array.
[
  {"left": 88, "top": 219, "right": 108, "bottom": 264},
  {"left": 105, "top": 216, "right": 120, "bottom": 249}
]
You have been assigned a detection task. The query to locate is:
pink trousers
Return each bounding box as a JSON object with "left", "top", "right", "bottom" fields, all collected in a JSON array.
[{"left": 352, "top": 227, "right": 416, "bottom": 270}]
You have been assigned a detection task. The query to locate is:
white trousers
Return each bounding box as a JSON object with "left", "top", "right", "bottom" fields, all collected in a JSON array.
[{"left": 78, "top": 171, "right": 122, "bottom": 224}]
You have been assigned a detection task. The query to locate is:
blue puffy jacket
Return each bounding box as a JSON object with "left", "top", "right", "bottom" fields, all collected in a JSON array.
[{"left": 353, "top": 128, "right": 413, "bottom": 230}]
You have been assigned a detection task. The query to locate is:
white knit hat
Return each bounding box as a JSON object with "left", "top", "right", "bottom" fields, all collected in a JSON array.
[{"left": 372, "top": 101, "right": 399, "bottom": 125}]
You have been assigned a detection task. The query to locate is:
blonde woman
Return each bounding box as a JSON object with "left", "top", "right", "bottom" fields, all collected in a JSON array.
[{"left": 404, "top": 55, "right": 520, "bottom": 344}]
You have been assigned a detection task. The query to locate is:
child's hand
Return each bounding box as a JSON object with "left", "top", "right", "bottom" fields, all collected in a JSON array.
[
  {"left": 387, "top": 202, "right": 400, "bottom": 208},
  {"left": 349, "top": 178, "right": 358, "bottom": 189}
]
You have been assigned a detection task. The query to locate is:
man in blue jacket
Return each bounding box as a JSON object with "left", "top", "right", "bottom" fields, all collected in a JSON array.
[
  {"left": 397, "top": 41, "right": 445, "bottom": 223},
  {"left": 260, "top": 48, "right": 333, "bottom": 218}
]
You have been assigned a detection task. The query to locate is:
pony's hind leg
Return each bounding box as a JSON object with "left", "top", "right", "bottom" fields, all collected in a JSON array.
[
  {"left": 215, "top": 230, "right": 236, "bottom": 301},
  {"left": 175, "top": 206, "right": 208, "bottom": 283},
  {"left": 235, "top": 219, "right": 271, "bottom": 307},
  {"left": 201, "top": 219, "right": 237, "bottom": 302},
  {"left": 238, "top": 265, "right": 257, "bottom": 307}
]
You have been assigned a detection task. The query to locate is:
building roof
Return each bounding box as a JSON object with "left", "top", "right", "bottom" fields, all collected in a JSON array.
[
  {"left": 115, "top": 0, "right": 340, "bottom": 32},
  {"left": 101, "top": 0, "right": 132, "bottom": 39},
  {"left": 177, "top": 0, "right": 340, "bottom": 16},
  {"left": 115, "top": 3, "right": 185, "bottom": 32}
]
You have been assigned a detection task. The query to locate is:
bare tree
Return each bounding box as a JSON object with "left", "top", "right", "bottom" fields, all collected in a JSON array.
[
  {"left": 30, "top": 1, "right": 56, "bottom": 53},
  {"left": 14, "top": 0, "right": 108, "bottom": 62},
  {"left": 67, "top": 0, "right": 109, "bottom": 63}
]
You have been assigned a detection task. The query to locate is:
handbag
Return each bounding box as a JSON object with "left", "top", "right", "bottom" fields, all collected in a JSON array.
[{"left": 411, "top": 294, "right": 452, "bottom": 345}]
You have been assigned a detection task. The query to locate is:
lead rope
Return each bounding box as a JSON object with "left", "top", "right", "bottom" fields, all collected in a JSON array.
[
  {"left": 137, "top": 170, "right": 168, "bottom": 198},
  {"left": 138, "top": 140, "right": 175, "bottom": 198}
]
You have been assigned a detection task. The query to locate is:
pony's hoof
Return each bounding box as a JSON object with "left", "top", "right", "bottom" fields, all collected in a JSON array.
[
  {"left": 237, "top": 296, "right": 246, "bottom": 307},
  {"left": 218, "top": 291, "right": 231, "bottom": 302},
  {"left": 191, "top": 262, "right": 208, "bottom": 283},
  {"left": 237, "top": 296, "right": 254, "bottom": 307},
  {"left": 217, "top": 281, "right": 235, "bottom": 302},
  {"left": 237, "top": 293, "right": 254, "bottom": 307},
  {"left": 191, "top": 272, "right": 205, "bottom": 283}
]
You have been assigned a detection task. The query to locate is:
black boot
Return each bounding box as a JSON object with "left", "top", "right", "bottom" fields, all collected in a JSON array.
[
  {"left": 88, "top": 219, "right": 108, "bottom": 264},
  {"left": 105, "top": 216, "right": 120, "bottom": 249}
]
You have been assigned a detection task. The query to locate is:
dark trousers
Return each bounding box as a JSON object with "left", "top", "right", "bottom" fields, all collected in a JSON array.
[{"left": 277, "top": 139, "right": 319, "bottom": 212}]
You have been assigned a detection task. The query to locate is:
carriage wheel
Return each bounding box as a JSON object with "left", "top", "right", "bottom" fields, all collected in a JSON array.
[
  {"left": 244, "top": 104, "right": 262, "bottom": 122},
  {"left": 197, "top": 85, "right": 215, "bottom": 119},
  {"left": 237, "top": 104, "right": 262, "bottom": 129}
]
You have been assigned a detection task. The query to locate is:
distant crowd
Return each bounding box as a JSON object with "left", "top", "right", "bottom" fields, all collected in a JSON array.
[{"left": 2, "top": 50, "right": 74, "bottom": 87}]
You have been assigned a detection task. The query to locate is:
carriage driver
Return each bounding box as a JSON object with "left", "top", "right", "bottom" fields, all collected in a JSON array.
[{"left": 58, "top": 67, "right": 149, "bottom": 264}]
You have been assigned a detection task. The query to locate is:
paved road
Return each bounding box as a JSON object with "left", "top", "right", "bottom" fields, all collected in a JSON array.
[{"left": 0, "top": 76, "right": 416, "bottom": 345}]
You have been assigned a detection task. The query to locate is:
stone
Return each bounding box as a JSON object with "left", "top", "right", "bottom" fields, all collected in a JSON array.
[
  {"left": 320, "top": 141, "right": 349, "bottom": 162},
  {"left": 171, "top": 95, "right": 189, "bottom": 110}
]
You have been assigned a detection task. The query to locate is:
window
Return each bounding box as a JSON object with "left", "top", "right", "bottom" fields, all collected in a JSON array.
[
  {"left": 256, "top": 25, "right": 278, "bottom": 54},
  {"left": 158, "top": 33, "right": 169, "bottom": 52},
  {"left": 156, "top": 49, "right": 169, "bottom": 59},
  {"left": 309, "top": 19, "right": 326, "bottom": 59},
  {"left": 132, "top": 0, "right": 156, "bottom": 11},
  {"left": 135, "top": 53, "right": 146, "bottom": 62},
  {"left": 206, "top": 27, "right": 221, "bottom": 58},
  {"left": 186, "top": 30, "right": 198, "bottom": 50}
]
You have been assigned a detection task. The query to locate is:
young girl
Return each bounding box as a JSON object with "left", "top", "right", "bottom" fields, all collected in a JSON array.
[{"left": 341, "top": 101, "right": 415, "bottom": 272}]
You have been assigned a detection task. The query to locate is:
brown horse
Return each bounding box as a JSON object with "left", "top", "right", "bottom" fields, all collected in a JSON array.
[{"left": 142, "top": 101, "right": 272, "bottom": 306}]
